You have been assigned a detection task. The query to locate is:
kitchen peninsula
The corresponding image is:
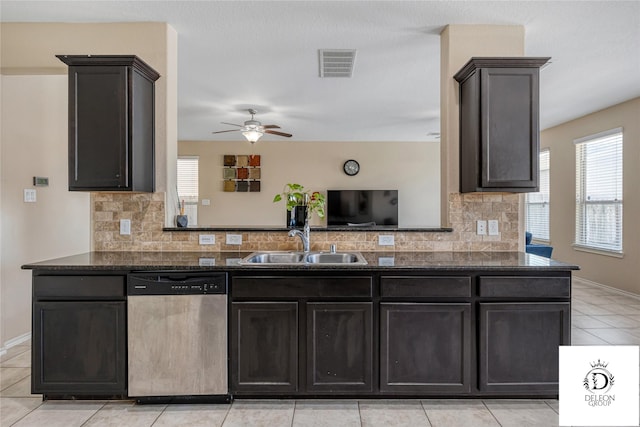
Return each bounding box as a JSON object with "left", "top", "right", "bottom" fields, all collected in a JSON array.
[{"left": 24, "top": 250, "right": 577, "bottom": 401}]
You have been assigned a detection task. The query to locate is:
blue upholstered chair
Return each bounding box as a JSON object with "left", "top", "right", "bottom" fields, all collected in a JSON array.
[{"left": 525, "top": 232, "right": 553, "bottom": 258}]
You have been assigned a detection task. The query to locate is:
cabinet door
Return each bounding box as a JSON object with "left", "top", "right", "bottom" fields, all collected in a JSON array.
[
  {"left": 480, "top": 67, "right": 539, "bottom": 190},
  {"left": 306, "top": 302, "right": 373, "bottom": 393},
  {"left": 380, "top": 303, "right": 471, "bottom": 394},
  {"left": 231, "top": 302, "right": 298, "bottom": 393},
  {"left": 32, "top": 301, "right": 126, "bottom": 395},
  {"left": 478, "top": 302, "right": 570, "bottom": 394},
  {"left": 69, "top": 65, "right": 128, "bottom": 190}
]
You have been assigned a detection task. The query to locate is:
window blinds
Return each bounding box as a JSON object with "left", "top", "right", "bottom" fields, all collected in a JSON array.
[
  {"left": 177, "top": 156, "right": 199, "bottom": 225},
  {"left": 525, "top": 149, "right": 550, "bottom": 240},
  {"left": 574, "top": 128, "right": 623, "bottom": 253}
]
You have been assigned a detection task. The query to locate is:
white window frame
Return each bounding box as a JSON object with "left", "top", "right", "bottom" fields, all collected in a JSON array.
[
  {"left": 177, "top": 156, "right": 199, "bottom": 226},
  {"left": 525, "top": 148, "right": 550, "bottom": 242},
  {"left": 574, "top": 128, "right": 623, "bottom": 257}
]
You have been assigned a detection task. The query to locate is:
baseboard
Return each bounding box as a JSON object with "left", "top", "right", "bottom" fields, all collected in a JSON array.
[
  {"left": 574, "top": 275, "right": 640, "bottom": 301},
  {"left": 0, "top": 332, "right": 31, "bottom": 356}
]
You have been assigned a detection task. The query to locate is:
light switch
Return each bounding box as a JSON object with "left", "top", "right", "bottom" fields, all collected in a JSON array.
[
  {"left": 120, "top": 219, "right": 131, "bottom": 235},
  {"left": 488, "top": 220, "right": 499, "bottom": 236},
  {"left": 24, "top": 189, "right": 37, "bottom": 203}
]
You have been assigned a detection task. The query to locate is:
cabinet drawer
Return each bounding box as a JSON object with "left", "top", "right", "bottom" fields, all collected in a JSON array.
[
  {"left": 34, "top": 276, "right": 125, "bottom": 299},
  {"left": 381, "top": 276, "right": 471, "bottom": 298},
  {"left": 478, "top": 276, "right": 570, "bottom": 298},
  {"left": 232, "top": 276, "right": 372, "bottom": 298}
]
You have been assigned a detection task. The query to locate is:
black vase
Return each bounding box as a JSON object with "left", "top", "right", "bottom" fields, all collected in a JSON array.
[{"left": 286, "top": 206, "right": 307, "bottom": 228}]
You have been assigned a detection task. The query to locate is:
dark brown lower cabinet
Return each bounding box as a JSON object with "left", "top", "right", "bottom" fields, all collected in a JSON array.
[
  {"left": 307, "top": 302, "right": 372, "bottom": 393},
  {"left": 230, "top": 302, "right": 298, "bottom": 393},
  {"left": 32, "top": 275, "right": 127, "bottom": 397},
  {"left": 380, "top": 303, "right": 471, "bottom": 394},
  {"left": 478, "top": 302, "right": 570, "bottom": 394}
]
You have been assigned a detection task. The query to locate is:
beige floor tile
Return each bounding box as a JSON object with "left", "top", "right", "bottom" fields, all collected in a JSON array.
[
  {"left": 422, "top": 399, "right": 499, "bottom": 427},
  {"left": 584, "top": 328, "right": 640, "bottom": 345},
  {"left": 571, "top": 329, "right": 609, "bottom": 345},
  {"left": 293, "top": 401, "right": 361, "bottom": 427},
  {"left": 0, "top": 397, "right": 42, "bottom": 426},
  {"left": 223, "top": 400, "right": 294, "bottom": 427},
  {"left": 153, "top": 403, "right": 230, "bottom": 427},
  {"left": 545, "top": 399, "right": 559, "bottom": 414},
  {"left": 0, "top": 367, "right": 30, "bottom": 391},
  {"left": 483, "top": 399, "right": 558, "bottom": 427},
  {"left": 82, "top": 400, "right": 165, "bottom": 426},
  {"left": 1, "top": 350, "right": 31, "bottom": 368},
  {"left": 12, "top": 400, "right": 104, "bottom": 427},
  {"left": 0, "top": 376, "right": 41, "bottom": 398},
  {"left": 593, "top": 315, "right": 640, "bottom": 329},
  {"left": 599, "top": 305, "right": 640, "bottom": 315},
  {"left": 572, "top": 315, "right": 612, "bottom": 329},
  {"left": 359, "top": 400, "right": 430, "bottom": 426},
  {"left": 0, "top": 345, "right": 30, "bottom": 364}
]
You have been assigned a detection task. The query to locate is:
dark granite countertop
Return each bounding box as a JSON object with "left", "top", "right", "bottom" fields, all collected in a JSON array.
[
  {"left": 22, "top": 251, "right": 579, "bottom": 272},
  {"left": 163, "top": 226, "right": 452, "bottom": 232}
]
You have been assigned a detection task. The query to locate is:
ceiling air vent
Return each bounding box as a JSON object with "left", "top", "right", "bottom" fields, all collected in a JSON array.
[{"left": 319, "top": 49, "right": 356, "bottom": 78}]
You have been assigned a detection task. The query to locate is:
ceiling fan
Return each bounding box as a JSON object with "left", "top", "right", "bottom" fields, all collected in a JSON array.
[{"left": 212, "top": 109, "right": 292, "bottom": 143}]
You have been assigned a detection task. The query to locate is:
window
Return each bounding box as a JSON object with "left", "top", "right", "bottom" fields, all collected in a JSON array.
[
  {"left": 525, "top": 149, "right": 550, "bottom": 241},
  {"left": 177, "top": 156, "right": 199, "bottom": 225},
  {"left": 574, "top": 128, "right": 623, "bottom": 254}
]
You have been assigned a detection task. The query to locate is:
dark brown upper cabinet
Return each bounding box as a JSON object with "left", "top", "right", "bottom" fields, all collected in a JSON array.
[
  {"left": 454, "top": 57, "right": 550, "bottom": 193},
  {"left": 57, "top": 55, "right": 160, "bottom": 192}
]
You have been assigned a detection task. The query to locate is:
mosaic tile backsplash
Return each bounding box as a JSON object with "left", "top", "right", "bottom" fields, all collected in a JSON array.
[{"left": 91, "top": 192, "right": 520, "bottom": 252}]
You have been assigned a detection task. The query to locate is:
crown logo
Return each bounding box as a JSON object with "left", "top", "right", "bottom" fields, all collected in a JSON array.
[{"left": 590, "top": 359, "right": 609, "bottom": 369}]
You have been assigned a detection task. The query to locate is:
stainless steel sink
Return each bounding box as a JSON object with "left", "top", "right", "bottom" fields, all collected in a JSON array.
[
  {"left": 304, "top": 252, "right": 367, "bottom": 265},
  {"left": 240, "top": 251, "right": 305, "bottom": 264},
  {"left": 238, "top": 251, "right": 367, "bottom": 266}
]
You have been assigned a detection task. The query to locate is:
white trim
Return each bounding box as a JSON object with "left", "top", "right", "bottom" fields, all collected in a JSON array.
[
  {"left": 0, "top": 332, "right": 31, "bottom": 356},
  {"left": 573, "top": 127, "right": 623, "bottom": 145},
  {"left": 574, "top": 276, "right": 640, "bottom": 301},
  {"left": 572, "top": 244, "right": 624, "bottom": 258}
]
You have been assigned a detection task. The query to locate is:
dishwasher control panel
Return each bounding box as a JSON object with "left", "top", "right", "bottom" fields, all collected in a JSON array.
[{"left": 127, "top": 272, "right": 227, "bottom": 295}]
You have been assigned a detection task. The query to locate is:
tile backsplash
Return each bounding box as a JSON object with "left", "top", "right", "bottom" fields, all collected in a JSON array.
[{"left": 91, "top": 192, "right": 519, "bottom": 252}]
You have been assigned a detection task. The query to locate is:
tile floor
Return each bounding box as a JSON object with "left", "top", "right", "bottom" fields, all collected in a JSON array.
[{"left": 1, "top": 277, "right": 639, "bottom": 426}]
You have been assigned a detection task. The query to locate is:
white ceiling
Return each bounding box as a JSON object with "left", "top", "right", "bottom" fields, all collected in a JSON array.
[{"left": 2, "top": 1, "right": 639, "bottom": 142}]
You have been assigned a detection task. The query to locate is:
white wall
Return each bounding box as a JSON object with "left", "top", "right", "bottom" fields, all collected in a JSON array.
[
  {"left": 179, "top": 140, "right": 441, "bottom": 227},
  {"left": 0, "top": 75, "right": 90, "bottom": 348}
]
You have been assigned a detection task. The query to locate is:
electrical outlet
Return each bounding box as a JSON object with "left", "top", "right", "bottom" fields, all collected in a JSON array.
[
  {"left": 378, "top": 235, "right": 395, "bottom": 246},
  {"left": 120, "top": 219, "right": 131, "bottom": 235},
  {"left": 488, "top": 220, "right": 499, "bottom": 236},
  {"left": 198, "top": 257, "right": 216, "bottom": 266},
  {"left": 199, "top": 234, "right": 215, "bottom": 245},
  {"left": 378, "top": 256, "right": 395, "bottom": 266},
  {"left": 477, "top": 220, "right": 487, "bottom": 235},
  {"left": 226, "top": 234, "right": 243, "bottom": 245},
  {"left": 201, "top": 199, "right": 211, "bottom": 206}
]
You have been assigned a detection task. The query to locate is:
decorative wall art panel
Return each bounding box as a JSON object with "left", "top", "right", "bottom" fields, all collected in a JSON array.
[{"left": 223, "top": 154, "right": 261, "bottom": 192}]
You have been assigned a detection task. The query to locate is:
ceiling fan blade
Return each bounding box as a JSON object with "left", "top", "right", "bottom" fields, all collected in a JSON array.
[
  {"left": 265, "top": 130, "right": 292, "bottom": 138},
  {"left": 221, "top": 122, "right": 243, "bottom": 127},
  {"left": 212, "top": 129, "right": 240, "bottom": 134},
  {"left": 262, "top": 125, "right": 281, "bottom": 129}
]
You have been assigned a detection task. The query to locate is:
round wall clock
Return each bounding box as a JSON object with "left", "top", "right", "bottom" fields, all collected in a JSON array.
[{"left": 343, "top": 159, "right": 360, "bottom": 176}]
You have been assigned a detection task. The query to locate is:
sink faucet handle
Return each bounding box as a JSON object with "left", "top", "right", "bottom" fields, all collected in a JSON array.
[{"left": 330, "top": 244, "right": 337, "bottom": 253}]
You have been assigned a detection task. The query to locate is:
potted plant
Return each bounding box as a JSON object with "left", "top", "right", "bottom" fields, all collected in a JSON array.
[{"left": 273, "top": 183, "right": 325, "bottom": 227}]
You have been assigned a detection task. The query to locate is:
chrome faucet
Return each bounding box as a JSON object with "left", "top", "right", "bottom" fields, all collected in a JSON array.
[{"left": 288, "top": 221, "right": 310, "bottom": 252}]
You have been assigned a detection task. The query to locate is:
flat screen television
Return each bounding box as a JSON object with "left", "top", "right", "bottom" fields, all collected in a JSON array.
[{"left": 327, "top": 190, "right": 398, "bottom": 226}]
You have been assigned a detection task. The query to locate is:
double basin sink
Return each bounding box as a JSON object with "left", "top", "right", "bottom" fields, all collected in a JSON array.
[{"left": 239, "top": 251, "right": 368, "bottom": 266}]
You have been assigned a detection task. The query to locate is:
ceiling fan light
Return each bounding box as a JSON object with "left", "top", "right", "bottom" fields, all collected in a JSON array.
[{"left": 242, "top": 129, "right": 263, "bottom": 143}]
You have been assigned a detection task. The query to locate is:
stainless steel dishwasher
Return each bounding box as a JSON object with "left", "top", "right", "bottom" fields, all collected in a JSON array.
[{"left": 127, "top": 272, "right": 229, "bottom": 403}]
